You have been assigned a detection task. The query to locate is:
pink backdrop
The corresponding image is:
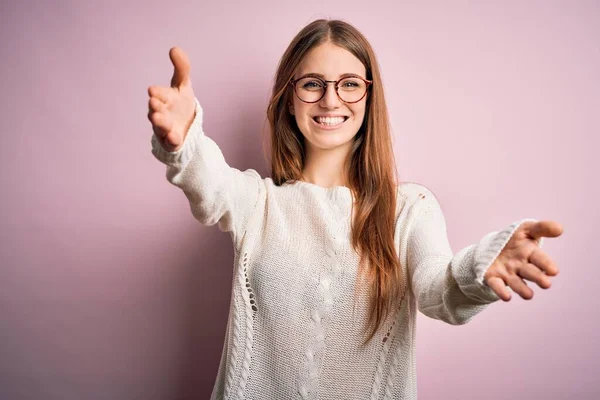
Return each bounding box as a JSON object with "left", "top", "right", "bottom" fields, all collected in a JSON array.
[{"left": 1, "top": 0, "right": 597, "bottom": 399}]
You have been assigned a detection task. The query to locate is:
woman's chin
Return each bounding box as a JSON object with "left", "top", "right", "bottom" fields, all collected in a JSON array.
[{"left": 305, "top": 134, "right": 354, "bottom": 152}]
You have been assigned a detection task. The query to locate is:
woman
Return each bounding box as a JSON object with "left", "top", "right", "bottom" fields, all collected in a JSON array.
[{"left": 147, "top": 19, "right": 563, "bottom": 400}]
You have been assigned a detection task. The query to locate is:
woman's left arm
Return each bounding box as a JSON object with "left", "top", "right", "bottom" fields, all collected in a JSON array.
[{"left": 406, "top": 185, "right": 563, "bottom": 325}]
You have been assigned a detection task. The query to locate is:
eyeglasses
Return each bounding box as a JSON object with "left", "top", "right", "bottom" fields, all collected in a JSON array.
[{"left": 289, "top": 74, "right": 373, "bottom": 104}]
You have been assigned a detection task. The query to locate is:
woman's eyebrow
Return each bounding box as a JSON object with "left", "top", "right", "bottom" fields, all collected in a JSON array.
[{"left": 299, "top": 72, "right": 364, "bottom": 79}]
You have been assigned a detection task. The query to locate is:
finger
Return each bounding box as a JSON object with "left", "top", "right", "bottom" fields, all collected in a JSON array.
[
  {"left": 529, "top": 247, "right": 560, "bottom": 276},
  {"left": 506, "top": 274, "right": 534, "bottom": 300},
  {"left": 148, "top": 111, "right": 162, "bottom": 135},
  {"left": 169, "top": 46, "right": 192, "bottom": 89},
  {"left": 147, "top": 104, "right": 158, "bottom": 123},
  {"left": 527, "top": 220, "right": 564, "bottom": 241},
  {"left": 517, "top": 263, "right": 552, "bottom": 289},
  {"left": 149, "top": 112, "right": 173, "bottom": 137},
  {"left": 486, "top": 276, "right": 512, "bottom": 302},
  {"left": 148, "top": 97, "right": 166, "bottom": 113},
  {"left": 148, "top": 85, "right": 170, "bottom": 103}
]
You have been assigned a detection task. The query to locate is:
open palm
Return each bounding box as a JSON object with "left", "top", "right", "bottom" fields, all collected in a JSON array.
[
  {"left": 484, "top": 220, "right": 564, "bottom": 301},
  {"left": 147, "top": 46, "right": 196, "bottom": 152}
]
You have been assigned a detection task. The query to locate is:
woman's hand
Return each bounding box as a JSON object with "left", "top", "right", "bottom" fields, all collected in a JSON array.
[
  {"left": 484, "top": 220, "right": 564, "bottom": 301},
  {"left": 147, "top": 46, "right": 196, "bottom": 152}
]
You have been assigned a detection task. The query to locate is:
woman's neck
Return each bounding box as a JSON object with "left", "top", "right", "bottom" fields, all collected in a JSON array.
[{"left": 302, "top": 143, "right": 351, "bottom": 188}]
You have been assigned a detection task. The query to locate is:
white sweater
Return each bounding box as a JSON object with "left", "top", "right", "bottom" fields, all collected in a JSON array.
[{"left": 151, "top": 98, "right": 543, "bottom": 399}]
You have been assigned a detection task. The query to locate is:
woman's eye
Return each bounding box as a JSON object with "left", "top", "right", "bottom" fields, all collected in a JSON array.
[{"left": 303, "top": 81, "right": 323, "bottom": 88}]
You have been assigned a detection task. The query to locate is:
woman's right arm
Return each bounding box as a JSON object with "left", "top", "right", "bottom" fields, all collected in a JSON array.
[{"left": 148, "top": 47, "right": 262, "bottom": 248}]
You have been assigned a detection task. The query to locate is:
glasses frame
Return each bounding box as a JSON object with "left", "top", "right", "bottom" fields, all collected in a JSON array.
[{"left": 289, "top": 75, "right": 373, "bottom": 104}]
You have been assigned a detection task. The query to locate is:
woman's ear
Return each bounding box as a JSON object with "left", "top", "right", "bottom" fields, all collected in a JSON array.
[{"left": 288, "top": 103, "right": 294, "bottom": 115}]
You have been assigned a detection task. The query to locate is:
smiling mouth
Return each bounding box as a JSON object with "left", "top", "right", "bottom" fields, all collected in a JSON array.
[{"left": 312, "top": 116, "right": 349, "bottom": 127}]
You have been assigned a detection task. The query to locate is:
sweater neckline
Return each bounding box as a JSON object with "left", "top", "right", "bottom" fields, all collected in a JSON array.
[
  {"left": 288, "top": 180, "right": 355, "bottom": 204},
  {"left": 292, "top": 180, "right": 351, "bottom": 192}
]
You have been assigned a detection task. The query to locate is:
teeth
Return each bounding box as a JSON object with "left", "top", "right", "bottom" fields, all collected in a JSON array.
[{"left": 315, "top": 116, "right": 346, "bottom": 125}]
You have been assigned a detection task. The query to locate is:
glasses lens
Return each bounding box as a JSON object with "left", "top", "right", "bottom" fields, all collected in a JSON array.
[
  {"left": 295, "top": 77, "right": 325, "bottom": 102},
  {"left": 295, "top": 77, "right": 367, "bottom": 103},
  {"left": 337, "top": 77, "right": 367, "bottom": 102}
]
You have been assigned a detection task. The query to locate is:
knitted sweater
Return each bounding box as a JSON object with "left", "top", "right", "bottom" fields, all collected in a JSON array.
[{"left": 151, "top": 98, "right": 544, "bottom": 400}]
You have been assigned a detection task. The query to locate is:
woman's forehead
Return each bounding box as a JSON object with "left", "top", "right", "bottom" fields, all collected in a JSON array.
[{"left": 297, "top": 43, "right": 366, "bottom": 79}]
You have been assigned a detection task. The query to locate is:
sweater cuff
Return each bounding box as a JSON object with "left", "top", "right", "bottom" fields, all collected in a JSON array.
[
  {"left": 453, "top": 218, "right": 545, "bottom": 303},
  {"left": 150, "top": 98, "right": 204, "bottom": 167}
]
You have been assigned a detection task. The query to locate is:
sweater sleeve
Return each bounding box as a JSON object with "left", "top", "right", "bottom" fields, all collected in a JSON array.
[
  {"left": 406, "top": 186, "right": 545, "bottom": 325},
  {"left": 150, "top": 97, "right": 262, "bottom": 249}
]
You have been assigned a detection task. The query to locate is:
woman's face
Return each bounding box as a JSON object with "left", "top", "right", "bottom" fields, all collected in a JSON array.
[{"left": 290, "top": 42, "right": 368, "bottom": 154}]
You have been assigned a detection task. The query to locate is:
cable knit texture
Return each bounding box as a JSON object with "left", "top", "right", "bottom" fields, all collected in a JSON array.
[{"left": 150, "top": 98, "right": 544, "bottom": 399}]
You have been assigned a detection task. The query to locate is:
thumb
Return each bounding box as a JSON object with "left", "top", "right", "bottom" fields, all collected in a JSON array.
[{"left": 169, "top": 46, "right": 192, "bottom": 88}]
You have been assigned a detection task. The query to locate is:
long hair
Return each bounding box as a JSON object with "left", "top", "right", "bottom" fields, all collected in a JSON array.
[{"left": 265, "top": 19, "right": 405, "bottom": 346}]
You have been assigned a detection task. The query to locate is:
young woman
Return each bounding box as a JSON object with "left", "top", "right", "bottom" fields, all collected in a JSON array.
[{"left": 147, "top": 19, "right": 563, "bottom": 400}]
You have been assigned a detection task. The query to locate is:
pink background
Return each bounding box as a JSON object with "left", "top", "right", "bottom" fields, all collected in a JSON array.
[{"left": 1, "top": 0, "right": 597, "bottom": 399}]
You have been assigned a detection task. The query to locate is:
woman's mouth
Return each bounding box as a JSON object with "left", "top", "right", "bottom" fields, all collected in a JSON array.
[{"left": 312, "top": 116, "right": 349, "bottom": 129}]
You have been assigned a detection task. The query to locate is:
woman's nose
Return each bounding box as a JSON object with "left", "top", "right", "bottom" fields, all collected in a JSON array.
[{"left": 319, "top": 83, "right": 342, "bottom": 109}]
